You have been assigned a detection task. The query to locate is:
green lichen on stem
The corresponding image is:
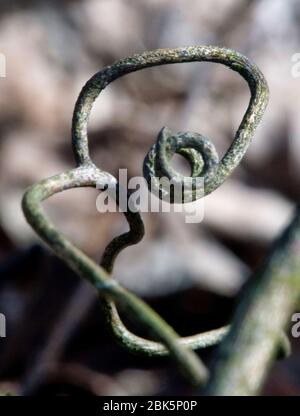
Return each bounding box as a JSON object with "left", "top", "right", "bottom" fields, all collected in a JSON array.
[
  {"left": 22, "top": 46, "right": 276, "bottom": 388},
  {"left": 73, "top": 46, "right": 269, "bottom": 196}
]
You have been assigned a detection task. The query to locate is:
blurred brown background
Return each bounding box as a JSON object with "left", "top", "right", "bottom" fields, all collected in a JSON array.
[{"left": 0, "top": 0, "right": 299, "bottom": 395}]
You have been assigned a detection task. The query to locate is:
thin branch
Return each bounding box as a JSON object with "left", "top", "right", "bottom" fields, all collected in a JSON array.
[{"left": 205, "top": 206, "right": 300, "bottom": 395}]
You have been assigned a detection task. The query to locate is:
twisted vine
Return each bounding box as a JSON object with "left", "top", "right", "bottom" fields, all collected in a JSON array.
[{"left": 22, "top": 46, "right": 270, "bottom": 386}]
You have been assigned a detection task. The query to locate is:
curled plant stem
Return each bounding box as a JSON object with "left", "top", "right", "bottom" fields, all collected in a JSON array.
[
  {"left": 22, "top": 46, "right": 270, "bottom": 387},
  {"left": 205, "top": 206, "right": 300, "bottom": 395}
]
